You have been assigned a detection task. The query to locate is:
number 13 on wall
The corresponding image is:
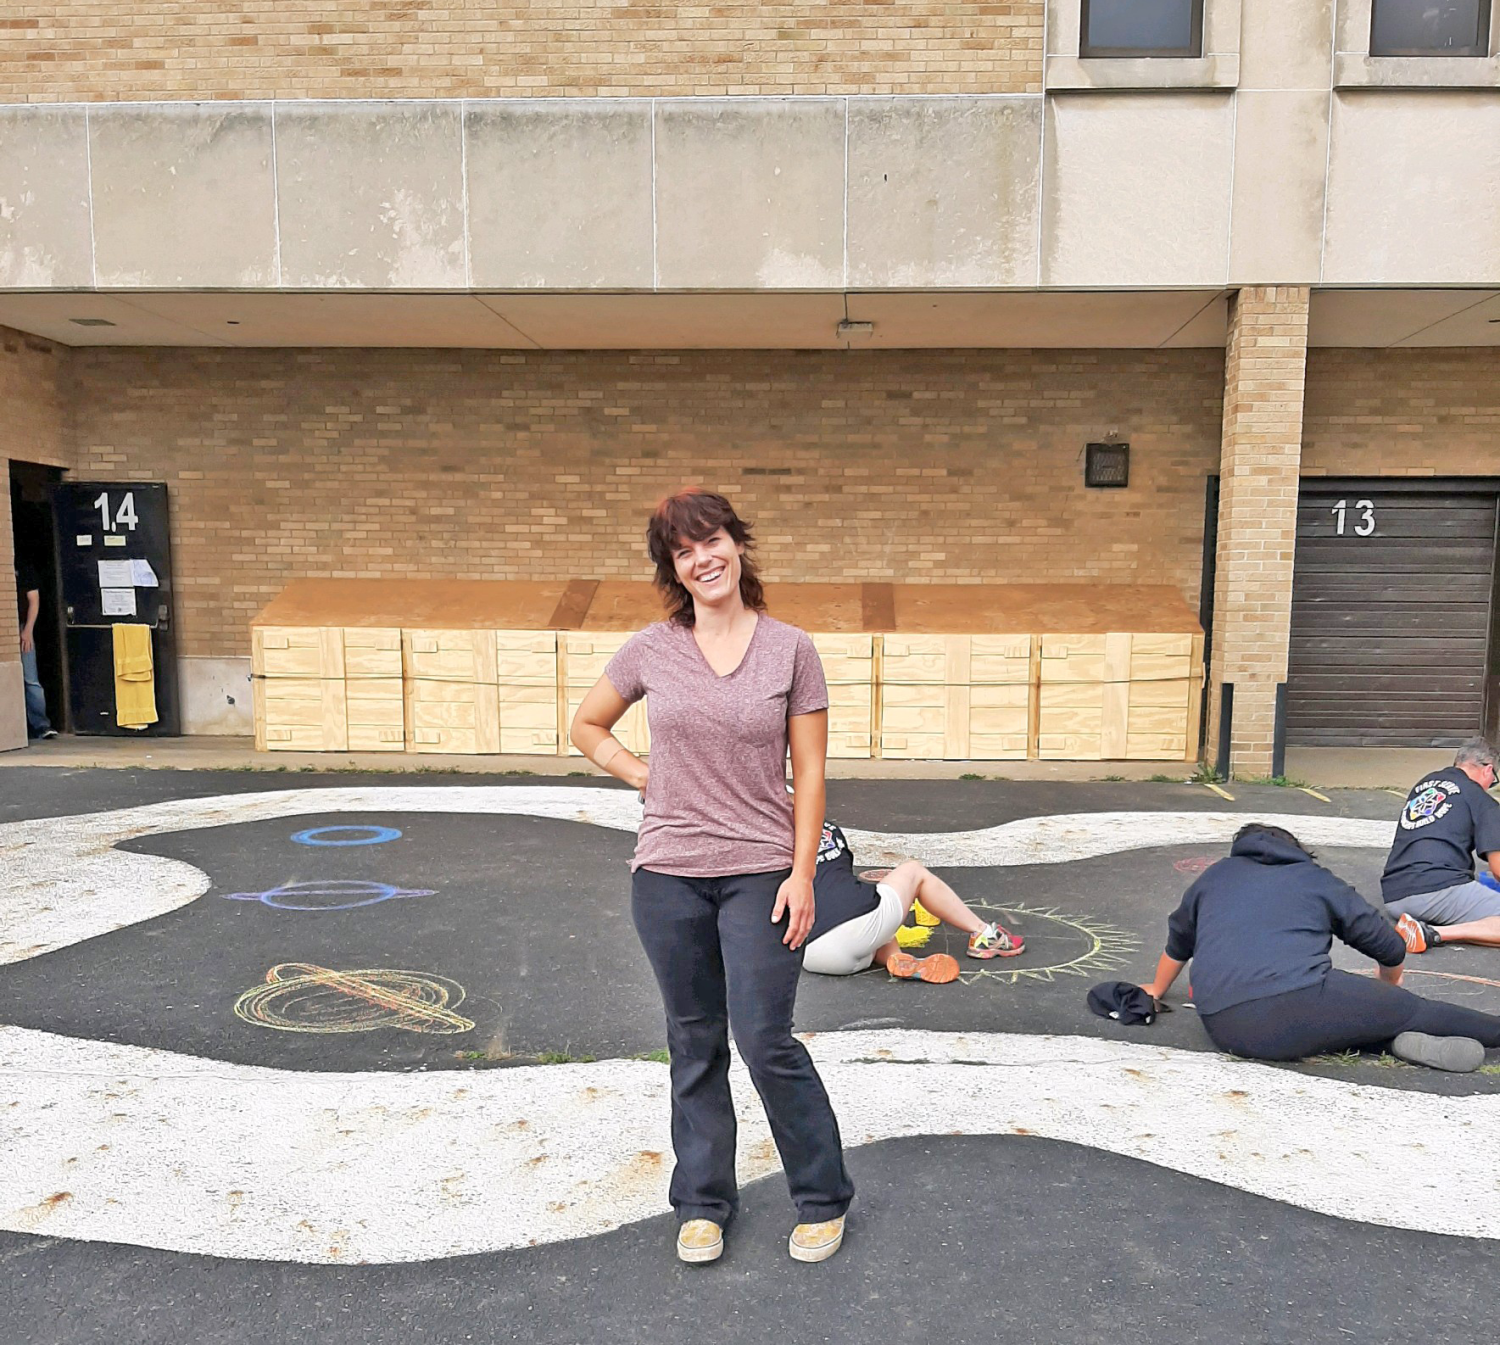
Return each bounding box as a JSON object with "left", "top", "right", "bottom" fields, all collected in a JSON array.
[
  {"left": 1330, "top": 498, "right": 1375, "bottom": 536},
  {"left": 93, "top": 491, "right": 138, "bottom": 532}
]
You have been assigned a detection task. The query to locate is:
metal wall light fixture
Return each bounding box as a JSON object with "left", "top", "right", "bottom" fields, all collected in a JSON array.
[{"left": 1085, "top": 440, "right": 1130, "bottom": 487}]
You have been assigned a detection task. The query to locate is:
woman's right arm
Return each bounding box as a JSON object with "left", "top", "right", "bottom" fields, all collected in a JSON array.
[{"left": 569, "top": 676, "right": 649, "bottom": 792}]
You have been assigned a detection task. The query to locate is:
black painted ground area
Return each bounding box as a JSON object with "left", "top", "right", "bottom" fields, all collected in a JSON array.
[
  {"left": 1, "top": 771, "right": 1496, "bottom": 1092},
  {"left": 4, "top": 768, "right": 1500, "bottom": 1345},
  {"left": 4, "top": 1135, "right": 1495, "bottom": 1345}
]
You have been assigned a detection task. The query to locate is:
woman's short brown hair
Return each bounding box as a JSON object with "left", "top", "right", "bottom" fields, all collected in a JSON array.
[{"left": 646, "top": 488, "right": 766, "bottom": 626}]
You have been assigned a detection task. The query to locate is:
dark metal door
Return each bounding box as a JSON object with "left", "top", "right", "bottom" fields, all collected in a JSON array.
[
  {"left": 1287, "top": 481, "right": 1499, "bottom": 748},
  {"left": 51, "top": 482, "right": 180, "bottom": 736}
]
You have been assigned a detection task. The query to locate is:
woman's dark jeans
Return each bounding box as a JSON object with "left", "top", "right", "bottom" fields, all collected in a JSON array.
[
  {"left": 631, "top": 865, "right": 854, "bottom": 1226},
  {"left": 1202, "top": 969, "right": 1500, "bottom": 1061}
]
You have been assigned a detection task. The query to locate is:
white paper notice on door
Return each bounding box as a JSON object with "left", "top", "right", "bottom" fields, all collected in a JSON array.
[
  {"left": 97, "top": 560, "right": 134, "bottom": 587},
  {"left": 101, "top": 587, "right": 138, "bottom": 616},
  {"left": 130, "top": 558, "right": 159, "bottom": 587}
]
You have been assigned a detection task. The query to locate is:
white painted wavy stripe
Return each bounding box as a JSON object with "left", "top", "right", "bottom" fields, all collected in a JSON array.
[
  {"left": 1, "top": 1025, "right": 1495, "bottom": 1263},
  {"left": 0, "top": 787, "right": 1394, "bottom": 965}
]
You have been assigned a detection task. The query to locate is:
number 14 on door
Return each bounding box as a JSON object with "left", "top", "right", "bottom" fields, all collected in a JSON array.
[{"left": 93, "top": 491, "right": 138, "bottom": 532}]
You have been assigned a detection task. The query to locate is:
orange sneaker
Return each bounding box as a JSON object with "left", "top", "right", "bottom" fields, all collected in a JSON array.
[
  {"left": 1396, "top": 912, "right": 1438, "bottom": 954},
  {"left": 885, "top": 951, "right": 960, "bottom": 984}
]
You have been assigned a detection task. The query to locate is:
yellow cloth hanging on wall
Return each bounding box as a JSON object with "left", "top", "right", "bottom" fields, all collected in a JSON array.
[{"left": 112, "top": 624, "right": 158, "bottom": 730}]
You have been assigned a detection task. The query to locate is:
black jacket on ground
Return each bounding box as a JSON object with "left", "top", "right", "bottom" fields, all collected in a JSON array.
[{"left": 1165, "top": 832, "right": 1405, "bottom": 1016}]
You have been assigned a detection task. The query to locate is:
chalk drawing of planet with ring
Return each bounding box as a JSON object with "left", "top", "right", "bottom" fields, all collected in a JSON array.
[
  {"left": 222, "top": 879, "right": 437, "bottom": 911},
  {"left": 291, "top": 825, "right": 403, "bottom": 847},
  {"left": 234, "top": 963, "right": 476, "bottom": 1035}
]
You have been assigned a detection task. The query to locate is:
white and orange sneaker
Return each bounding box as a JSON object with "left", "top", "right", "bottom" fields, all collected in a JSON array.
[
  {"left": 1396, "top": 912, "right": 1439, "bottom": 954},
  {"left": 886, "top": 951, "right": 960, "bottom": 984}
]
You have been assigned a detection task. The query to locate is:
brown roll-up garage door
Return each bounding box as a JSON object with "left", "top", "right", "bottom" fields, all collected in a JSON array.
[{"left": 1287, "top": 481, "right": 1499, "bottom": 748}]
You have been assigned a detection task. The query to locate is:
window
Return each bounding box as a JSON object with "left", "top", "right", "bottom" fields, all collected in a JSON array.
[
  {"left": 1079, "top": 0, "right": 1205, "bottom": 58},
  {"left": 1370, "top": 0, "right": 1491, "bottom": 56}
]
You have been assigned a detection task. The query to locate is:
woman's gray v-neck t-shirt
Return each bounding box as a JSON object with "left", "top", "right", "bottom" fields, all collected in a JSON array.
[{"left": 604, "top": 615, "right": 829, "bottom": 877}]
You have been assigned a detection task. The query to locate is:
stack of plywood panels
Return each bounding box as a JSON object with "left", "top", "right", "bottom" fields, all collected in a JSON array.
[
  {"left": 1037, "top": 631, "right": 1204, "bottom": 761},
  {"left": 878, "top": 586, "right": 1036, "bottom": 760},
  {"left": 880, "top": 634, "right": 1033, "bottom": 760},
  {"left": 561, "top": 581, "right": 656, "bottom": 757},
  {"left": 766, "top": 583, "right": 873, "bottom": 759},
  {"left": 251, "top": 624, "right": 404, "bottom": 752},
  {"left": 251, "top": 579, "right": 1203, "bottom": 764},
  {"left": 402, "top": 628, "right": 500, "bottom": 755}
]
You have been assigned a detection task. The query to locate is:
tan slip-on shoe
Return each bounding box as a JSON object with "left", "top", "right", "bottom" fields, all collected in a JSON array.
[
  {"left": 676, "top": 1218, "right": 724, "bottom": 1264},
  {"left": 789, "top": 1215, "right": 845, "bottom": 1263}
]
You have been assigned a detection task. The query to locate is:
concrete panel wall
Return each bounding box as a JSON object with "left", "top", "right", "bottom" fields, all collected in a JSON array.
[
  {"left": 88, "top": 104, "right": 277, "bottom": 288},
  {"left": 1, "top": 87, "right": 1499, "bottom": 294},
  {"left": 1042, "top": 94, "right": 1235, "bottom": 286},
  {"left": 274, "top": 102, "right": 466, "bottom": 289},
  {"left": 0, "top": 106, "right": 93, "bottom": 289},
  {"left": 846, "top": 98, "right": 1042, "bottom": 288},
  {"left": 654, "top": 100, "right": 846, "bottom": 289},
  {"left": 466, "top": 102, "right": 654, "bottom": 290},
  {"left": 1324, "top": 92, "right": 1500, "bottom": 284}
]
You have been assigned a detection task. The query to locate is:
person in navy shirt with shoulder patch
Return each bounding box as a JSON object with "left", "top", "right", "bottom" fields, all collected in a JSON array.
[
  {"left": 1141, "top": 823, "right": 1500, "bottom": 1072},
  {"left": 1381, "top": 738, "right": 1500, "bottom": 954}
]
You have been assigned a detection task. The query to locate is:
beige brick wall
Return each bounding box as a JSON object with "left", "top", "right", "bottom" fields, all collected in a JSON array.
[
  {"left": 1, "top": 2, "right": 1044, "bottom": 102},
  {"left": 1206, "top": 286, "right": 1311, "bottom": 778},
  {"left": 68, "top": 346, "right": 1224, "bottom": 659},
  {"left": 1303, "top": 349, "right": 1500, "bottom": 476}
]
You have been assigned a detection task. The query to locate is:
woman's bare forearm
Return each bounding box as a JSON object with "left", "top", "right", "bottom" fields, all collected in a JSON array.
[
  {"left": 1143, "top": 953, "right": 1186, "bottom": 1001},
  {"left": 568, "top": 677, "right": 648, "bottom": 791},
  {"left": 787, "top": 711, "right": 828, "bottom": 880}
]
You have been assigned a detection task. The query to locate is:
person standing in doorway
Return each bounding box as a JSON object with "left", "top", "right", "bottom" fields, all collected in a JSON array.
[
  {"left": 571, "top": 488, "right": 853, "bottom": 1267},
  {"left": 15, "top": 556, "right": 56, "bottom": 740}
]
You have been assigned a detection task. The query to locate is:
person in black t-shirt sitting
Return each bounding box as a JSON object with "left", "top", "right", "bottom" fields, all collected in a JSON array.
[
  {"left": 1142, "top": 823, "right": 1500, "bottom": 1072},
  {"left": 801, "top": 821, "right": 1022, "bottom": 985},
  {"left": 1381, "top": 738, "right": 1500, "bottom": 954}
]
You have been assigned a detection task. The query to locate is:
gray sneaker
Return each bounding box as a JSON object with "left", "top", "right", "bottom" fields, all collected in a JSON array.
[{"left": 1390, "top": 1032, "right": 1485, "bottom": 1072}]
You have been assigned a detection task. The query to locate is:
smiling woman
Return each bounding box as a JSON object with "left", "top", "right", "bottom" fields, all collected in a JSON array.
[{"left": 569, "top": 488, "right": 852, "bottom": 1266}]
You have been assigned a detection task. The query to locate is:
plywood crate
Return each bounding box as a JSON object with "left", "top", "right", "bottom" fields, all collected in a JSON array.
[
  {"left": 879, "top": 634, "right": 1032, "bottom": 760},
  {"left": 253, "top": 625, "right": 402, "bottom": 680},
  {"left": 345, "top": 679, "right": 406, "bottom": 752},
  {"left": 560, "top": 631, "right": 649, "bottom": 757},
  {"left": 405, "top": 678, "right": 501, "bottom": 755},
  {"left": 1037, "top": 633, "right": 1203, "bottom": 761},
  {"left": 811, "top": 633, "right": 875, "bottom": 758},
  {"left": 497, "top": 630, "right": 560, "bottom": 755},
  {"left": 402, "top": 628, "right": 499, "bottom": 684},
  {"left": 252, "top": 674, "right": 405, "bottom": 753},
  {"left": 253, "top": 676, "right": 347, "bottom": 752},
  {"left": 403, "top": 628, "right": 496, "bottom": 756}
]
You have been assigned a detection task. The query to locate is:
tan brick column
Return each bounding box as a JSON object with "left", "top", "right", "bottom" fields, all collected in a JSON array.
[{"left": 1205, "top": 286, "right": 1310, "bottom": 779}]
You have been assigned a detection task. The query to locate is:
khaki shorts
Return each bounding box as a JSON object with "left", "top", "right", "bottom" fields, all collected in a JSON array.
[{"left": 801, "top": 883, "right": 907, "bottom": 976}]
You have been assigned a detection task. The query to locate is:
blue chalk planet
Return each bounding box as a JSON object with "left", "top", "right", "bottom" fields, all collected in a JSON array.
[{"left": 222, "top": 880, "right": 437, "bottom": 911}]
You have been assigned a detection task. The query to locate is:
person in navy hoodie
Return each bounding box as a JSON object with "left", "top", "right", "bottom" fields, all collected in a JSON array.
[{"left": 1140, "top": 823, "right": 1500, "bottom": 1072}]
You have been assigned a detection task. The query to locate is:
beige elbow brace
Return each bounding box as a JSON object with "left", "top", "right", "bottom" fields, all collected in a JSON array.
[{"left": 592, "top": 736, "right": 624, "bottom": 772}]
